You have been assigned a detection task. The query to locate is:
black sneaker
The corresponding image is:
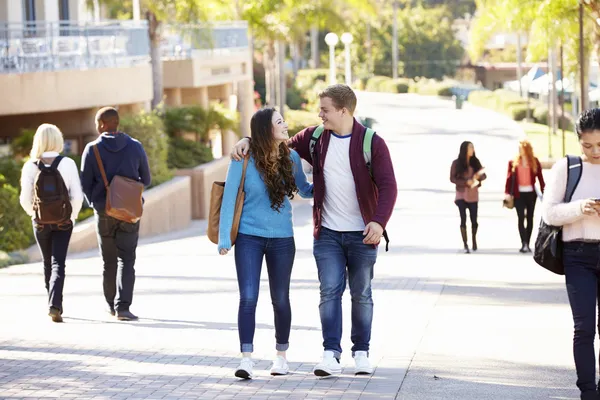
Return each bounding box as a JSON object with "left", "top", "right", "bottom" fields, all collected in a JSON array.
[
  {"left": 106, "top": 304, "right": 116, "bottom": 316},
  {"left": 116, "top": 310, "right": 139, "bottom": 321},
  {"left": 48, "top": 307, "right": 63, "bottom": 323}
]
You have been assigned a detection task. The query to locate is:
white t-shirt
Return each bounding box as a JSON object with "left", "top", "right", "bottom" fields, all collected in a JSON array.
[{"left": 321, "top": 133, "right": 365, "bottom": 232}]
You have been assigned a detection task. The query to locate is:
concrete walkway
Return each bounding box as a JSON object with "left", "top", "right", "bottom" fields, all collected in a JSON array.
[{"left": 0, "top": 93, "right": 578, "bottom": 400}]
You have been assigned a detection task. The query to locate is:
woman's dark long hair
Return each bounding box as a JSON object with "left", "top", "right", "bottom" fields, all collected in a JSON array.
[
  {"left": 455, "top": 141, "right": 482, "bottom": 177},
  {"left": 250, "top": 107, "right": 297, "bottom": 212}
]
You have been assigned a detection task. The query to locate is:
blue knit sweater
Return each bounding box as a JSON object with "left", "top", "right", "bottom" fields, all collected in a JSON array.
[{"left": 218, "top": 150, "right": 313, "bottom": 252}]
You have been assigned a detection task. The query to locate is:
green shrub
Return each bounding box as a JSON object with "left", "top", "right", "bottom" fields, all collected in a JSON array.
[
  {"left": 379, "top": 78, "right": 411, "bottom": 93},
  {"left": 286, "top": 110, "right": 323, "bottom": 137},
  {"left": 365, "top": 76, "right": 391, "bottom": 92},
  {"left": 162, "top": 106, "right": 202, "bottom": 138},
  {"left": 437, "top": 85, "right": 454, "bottom": 97},
  {"left": 168, "top": 137, "right": 214, "bottom": 169},
  {"left": 0, "top": 157, "right": 24, "bottom": 188},
  {"left": 508, "top": 104, "right": 530, "bottom": 121},
  {"left": 10, "top": 128, "right": 35, "bottom": 158},
  {"left": 296, "top": 69, "right": 329, "bottom": 91},
  {"left": 120, "top": 111, "right": 173, "bottom": 187},
  {"left": 0, "top": 176, "right": 34, "bottom": 253},
  {"left": 303, "top": 79, "right": 330, "bottom": 112},
  {"left": 162, "top": 105, "right": 239, "bottom": 143},
  {"left": 286, "top": 85, "right": 306, "bottom": 110},
  {"left": 533, "top": 105, "right": 549, "bottom": 125},
  {"left": 410, "top": 79, "right": 457, "bottom": 97}
]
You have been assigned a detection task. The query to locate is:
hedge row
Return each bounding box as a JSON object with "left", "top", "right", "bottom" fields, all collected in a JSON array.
[
  {"left": 468, "top": 89, "right": 574, "bottom": 130},
  {"left": 360, "top": 75, "right": 455, "bottom": 96}
]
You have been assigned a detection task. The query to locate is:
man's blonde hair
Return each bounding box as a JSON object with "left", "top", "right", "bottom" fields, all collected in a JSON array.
[
  {"left": 30, "top": 124, "right": 64, "bottom": 159},
  {"left": 318, "top": 84, "right": 357, "bottom": 114}
]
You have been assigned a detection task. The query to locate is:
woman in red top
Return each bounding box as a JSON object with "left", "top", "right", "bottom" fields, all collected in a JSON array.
[{"left": 504, "top": 139, "right": 545, "bottom": 253}]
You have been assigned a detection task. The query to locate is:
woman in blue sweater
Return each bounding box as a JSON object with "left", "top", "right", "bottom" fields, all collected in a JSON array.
[{"left": 218, "top": 107, "right": 313, "bottom": 379}]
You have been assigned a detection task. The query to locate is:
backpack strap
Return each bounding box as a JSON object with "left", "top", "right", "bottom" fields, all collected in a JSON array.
[
  {"left": 35, "top": 155, "right": 63, "bottom": 171},
  {"left": 363, "top": 128, "right": 375, "bottom": 178},
  {"left": 565, "top": 155, "right": 583, "bottom": 202},
  {"left": 49, "top": 155, "right": 63, "bottom": 170},
  {"left": 309, "top": 125, "right": 325, "bottom": 163}
]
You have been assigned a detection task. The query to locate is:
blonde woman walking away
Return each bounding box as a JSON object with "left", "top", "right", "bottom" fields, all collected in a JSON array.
[{"left": 19, "top": 124, "right": 83, "bottom": 322}]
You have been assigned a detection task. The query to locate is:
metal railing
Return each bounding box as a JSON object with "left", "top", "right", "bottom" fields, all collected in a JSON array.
[
  {"left": 161, "top": 21, "right": 249, "bottom": 59},
  {"left": 0, "top": 20, "right": 150, "bottom": 73}
]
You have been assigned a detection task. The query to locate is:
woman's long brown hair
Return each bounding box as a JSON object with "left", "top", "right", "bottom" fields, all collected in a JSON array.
[
  {"left": 250, "top": 108, "right": 297, "bottom": 212},
  {"left": 513, "top": 139, "right": 537, "bottom": 174}
]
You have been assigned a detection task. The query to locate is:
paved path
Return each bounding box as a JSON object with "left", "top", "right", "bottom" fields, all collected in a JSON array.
[{"left": 0, "top": 93, "right": 578, "bottom": 399}]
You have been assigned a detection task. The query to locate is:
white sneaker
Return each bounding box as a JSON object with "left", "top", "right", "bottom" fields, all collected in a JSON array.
[
  {"left": 270, "top": 355, "right": 289, "bottom": 376},
  {"left": 234, "top": 357, "right": 254, "bottom": 379},
  {"left": 313, "top": 350, "right": 342, "bottom": 377},
  {"left": 353, "top": 351, "right": 374, "bottom": 375}
]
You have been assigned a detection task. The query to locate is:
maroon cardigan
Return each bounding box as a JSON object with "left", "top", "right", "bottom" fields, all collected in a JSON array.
[
  {"left": 289, "top": 118, "right": 398, "bottom": 240},
  {"left": 504, "top": 158, "right": 545, "bottom": 199}
]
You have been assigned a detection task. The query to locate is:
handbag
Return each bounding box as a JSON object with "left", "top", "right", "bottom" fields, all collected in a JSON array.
[
  {"left": 93, "top": 145, "right": 144, "bottom": 223},
  {"left": 503, "top": 171, "right": 515, "bottom": 209},
  {"left": 533, "top": 155, "right": 582, "bottom": 275},
  {"left": 207, "top": 156, "right": 249, "bottom": 245}
]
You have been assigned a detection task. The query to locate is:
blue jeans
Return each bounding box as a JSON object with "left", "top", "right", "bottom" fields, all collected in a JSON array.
[
  {"left": 313, "top": 227, "right": 378, "bottom": 359},
  {"left": 234, "top": 233, "right": 296, "bottom": 354},
  {"left": 564, "top": 241, "right": 600, "bottom": 395}
]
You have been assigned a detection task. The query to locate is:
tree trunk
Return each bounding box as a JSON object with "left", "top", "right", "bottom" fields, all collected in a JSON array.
[
  {"left": 147, "top": 11, "right": 163, "bottom": 110},
  {"left": 264, "top": 41, "right": 276, "bottom": 106},
  {"left": 367, "top": 24, "right": 373, "bottom": 76},
  {"left": 310, "top": 25, "right": 319, "bottom": 68},
  {"left": 292, "top": 41, "right": 301, "bottom": 76},
  {"left": 276, "top": 40, "right": 286, "bottom": 118},
  {"left": 516, "top": 32, "right": 523, "bottom": 97}
]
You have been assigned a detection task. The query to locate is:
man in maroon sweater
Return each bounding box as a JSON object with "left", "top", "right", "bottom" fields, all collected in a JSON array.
[{"left": 232, "top": 84, "right": 397, "bottom": 377}]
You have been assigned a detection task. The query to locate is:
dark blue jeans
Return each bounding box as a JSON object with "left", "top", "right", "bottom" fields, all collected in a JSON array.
[
  {"left": 234, "top": 233, "right": 295, "bottom": 353},
  {"left": 564, "top": 241, "right": 600, "bottom": 395},
  {"left": 313, "top": 227, "right": 378, "bottom": 359},
  {"left": 33, "top": 221, "right": 73, "bottom": 312}
]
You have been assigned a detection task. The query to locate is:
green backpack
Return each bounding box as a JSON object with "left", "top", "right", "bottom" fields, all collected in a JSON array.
[{"left": 309, "top": 125, "right": 376, "bottom": 178}]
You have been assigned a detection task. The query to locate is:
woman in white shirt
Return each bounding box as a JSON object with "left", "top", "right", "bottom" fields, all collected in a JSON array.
[
  {"left": 19, "top": 124, "right": 83, "bottom": 323},
  {"left": 542, "top": 108, "right": 600, "bottom": 400}
]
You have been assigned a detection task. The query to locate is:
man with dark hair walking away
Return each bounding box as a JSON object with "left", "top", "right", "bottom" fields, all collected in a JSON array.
[{"left": 81, "top": 107, "right": 151, "bottom": 321}]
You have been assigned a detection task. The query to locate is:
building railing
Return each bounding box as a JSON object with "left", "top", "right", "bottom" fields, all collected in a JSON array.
[
  {"left": 161, "top": 21, "right": 249, "bottom": 59},
  {"left": 0, "top": 20, "right": 150, "bottom": 73},
  {"left": 0, "top": 20, "right": 249, "bottom": 73}
]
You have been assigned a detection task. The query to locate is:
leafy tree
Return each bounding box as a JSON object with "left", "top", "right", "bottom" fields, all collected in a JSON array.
[{"left": 368, "top": 5, "right": 464, "bottom": 79}]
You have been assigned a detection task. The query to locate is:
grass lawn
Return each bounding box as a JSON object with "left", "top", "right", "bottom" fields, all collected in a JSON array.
[{"left": 520, "top": 122, "right": 580, "bottom": 160}]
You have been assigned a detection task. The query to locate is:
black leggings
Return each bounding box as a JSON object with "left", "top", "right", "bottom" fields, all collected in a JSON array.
[
  {"left": 455, "top": 200, "right": 478, "bottom": 228},
  {"left": 515, "top": 191, "right": 536, "bottom": 245}
]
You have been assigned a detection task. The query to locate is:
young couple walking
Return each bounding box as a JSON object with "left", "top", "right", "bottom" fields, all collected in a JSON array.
[
  {"left": 19, "top": 107, "right": 151, "bottom": 322},
  {"left": 218, "top": 84, "right": 398, "bottom": 379}
]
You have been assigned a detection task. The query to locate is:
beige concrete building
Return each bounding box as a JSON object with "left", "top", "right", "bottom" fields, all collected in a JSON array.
[{"left": 0, "top": 1, "right": 254, "bottom": 157}]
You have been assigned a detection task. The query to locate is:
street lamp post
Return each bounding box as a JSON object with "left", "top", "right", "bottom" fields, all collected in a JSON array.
[
  {"left": 341, "top": 32, "right": 353, "bottom": 86},
  {"left": 325, "top": 32, "right": 339, "bottom": 85},
  {"left": 392, "top": 0, "right": 399, "bottom": 79}
]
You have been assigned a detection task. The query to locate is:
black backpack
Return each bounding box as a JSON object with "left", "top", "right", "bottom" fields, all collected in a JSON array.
[
  {"left": 533, "top": 155, "right": 582, "bottom": 275},
  {"left": 32, "top": 156, "right": 72, "bottom": 225}
]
